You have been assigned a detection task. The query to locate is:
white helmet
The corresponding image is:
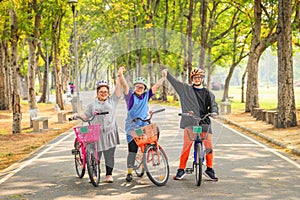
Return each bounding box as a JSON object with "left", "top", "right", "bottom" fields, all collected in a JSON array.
[
  {"left": 96, "top": 80, "right": 109, "bottom": 89},
  {"left": 133, "top": 77, "right": 148, "bottom": 89}
]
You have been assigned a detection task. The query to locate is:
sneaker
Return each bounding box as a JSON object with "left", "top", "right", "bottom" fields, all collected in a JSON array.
[
  {"left": 126, "top": 174, "right": 132, "bottom": 182},
  {"left": 105, "top": 175, "right": 113, "bottom": 183},
  {"left": 173, "top": 169, "right": 186, "bottom": 180},
  {"left": 204, "top": 168, "right": 218, "bottom": 181}
]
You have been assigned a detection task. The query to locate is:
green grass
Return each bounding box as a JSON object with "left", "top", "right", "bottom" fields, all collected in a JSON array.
[{"left": 152, "top": 86, "right": 300, "bottom": 112}]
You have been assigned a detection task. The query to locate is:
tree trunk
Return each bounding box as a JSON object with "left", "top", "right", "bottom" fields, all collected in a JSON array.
[
  {"left": 38, "top": 42, "right": 51, "bottom": 103},
  {"left": 160, "top": 0, "right": 169, "bottom": 101},
  {"left": 52, "top": 14, "right": 64, "bottom": 110},
  {"left": 53, "top": 43, "right": 64, "bottom": 110},
  {"left": 241, "top": 67, "right": 247, "bottom": 103},
  {"left": 245, "top": 0, "right": 262, "bottom": 112},
  {"left": 277, "top": 0, "right": 297, "bottom": 128},
  {"left": 223, "top": 64, "right": 236, "bottom": 102},
  {"left": 10, "top": 7, "right": 22, "bottom": 134},
  {"left": 27, "top": 0, "right": 41, "bottom": 109},
  {"left": 199, "top": 0, "right": 208, "bottom": 69},
  {"left": 186, "top": 0, "right": 193, "bottom": 84},
  {"left": 180, "top": 2, "right": 187, "bottom": 83},
  {"left": 28, "top": 42, "right": 37, "bottom": 110},
  {"left": 0, "top": 40, "right": 9, "bottom": 110},
  {"left": 245, "top": 0, "right": 277, "bottom": 112}
]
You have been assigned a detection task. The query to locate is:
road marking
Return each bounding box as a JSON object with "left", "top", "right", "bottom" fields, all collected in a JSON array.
[
  {"left": 222, "top": 123, "right": 300, "bottom": 169},
  {"left": 0, "top": 131, "right": 74, "bottom": 185}
]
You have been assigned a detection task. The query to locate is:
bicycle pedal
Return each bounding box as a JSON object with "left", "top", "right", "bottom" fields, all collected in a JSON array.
[
  {"left": 71, "top": 149, "right": 78, "bottom": 155},
  {"left": 186, "top": 168, "right": 193, "bottom": 174}
]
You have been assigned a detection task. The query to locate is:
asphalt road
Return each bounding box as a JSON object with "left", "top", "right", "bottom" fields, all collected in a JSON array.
[{"left": 0, "top": 91, "right": 299, "bottom": 200}]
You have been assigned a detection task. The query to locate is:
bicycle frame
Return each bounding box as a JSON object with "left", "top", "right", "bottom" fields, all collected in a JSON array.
[
  {"left": 131, "top": 108, "right": 170, "bottom": 186},
  {"left": 179, "top": 112, "right": 212, "bottom": 186},
  {"left": 132, "top": 108, "right": 166, "bottom": 159},
  {"left": 70, "top": 111, "right": 108, "bottom": 187}
]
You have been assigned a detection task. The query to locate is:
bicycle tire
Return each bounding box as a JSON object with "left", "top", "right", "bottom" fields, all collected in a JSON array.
[
  {"left": 86, "top": 144, "right": 100, "bottom": 187},
  {"left": 143, "top": 144, "right": 169, "bottom": 186},
  {"left": 74, "top": 139, "right": 85, "bottom": 178},
  {"left": 134, "top": 148, "right": 144, "bottom": 177},
  {"left": 195, "top": 142, "right": 203, "bottom": 186}
]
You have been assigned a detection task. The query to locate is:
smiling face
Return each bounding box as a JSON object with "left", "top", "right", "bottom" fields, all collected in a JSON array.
[
  {"left": 134, "top": 83, "right": 146, "bottom": 96},
  {"left": 192, "top": 75, "right": 204, "bottom": 87},
  {"left": 97, "top": 86, "right": 109, "bottom": 101}
]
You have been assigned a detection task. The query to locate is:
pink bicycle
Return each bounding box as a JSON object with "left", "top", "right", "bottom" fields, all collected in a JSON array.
[{"left": 70, "top": 111, "right": 108, "bottom": 187}]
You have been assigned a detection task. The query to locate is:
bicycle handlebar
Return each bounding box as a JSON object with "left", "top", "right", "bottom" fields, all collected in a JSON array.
[
  {"left": 69, "top": 111, "right": 109, "bottom": 123},
  {"left": 132, "top": 108, "right": 166, "bottom": 123},
  {"left": 178, "top": 112, "right": 212, "bottom": 122}
]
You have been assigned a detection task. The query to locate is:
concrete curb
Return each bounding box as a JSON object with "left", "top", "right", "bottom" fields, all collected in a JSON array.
[{"left": 219, "top": 116, "right": 300, "bottom": 156}]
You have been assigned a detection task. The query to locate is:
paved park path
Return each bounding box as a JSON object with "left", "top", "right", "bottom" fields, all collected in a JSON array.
[{"left": 0, "top": 91, "right": 299, "bottom": 200}]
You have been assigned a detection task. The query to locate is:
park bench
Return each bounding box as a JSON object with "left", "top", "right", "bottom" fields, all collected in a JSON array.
[
  {"left": 54, "top": 104, "right": 73, "bottom": 123},
  {"left": 266, "top": 110, "right": 278, "bottom": 126},
  {"left": 252, "top": 108, "right": 265, "bottom": 120},
  {"left": 251, "top": 108, "right": 278, "bottom": 126},
  {"left": 220, "top": 98, "right": 232, "bottom": 115},
  {"left": 28, "top": 109, "right": 50, "bottom": 132}
]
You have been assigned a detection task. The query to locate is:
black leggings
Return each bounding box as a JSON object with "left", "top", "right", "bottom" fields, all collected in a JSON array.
[
  {"left": 98, "top": 147, "right": 116, "bottom": 175},
  {"left": 127, "top": 140, "right": 138, "bottom": 168}
]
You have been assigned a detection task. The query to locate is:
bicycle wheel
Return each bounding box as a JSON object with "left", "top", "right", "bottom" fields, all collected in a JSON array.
[
  {"left": 143, "top": 144, "right": 169, "bottom": 186},
  {"left": 86, "top": 144, "right": 100, "bottom": 187},
  {"left": 73, "top": 139, "right": 85, "bottom": 178},
  {"left": 134, "top": 148, "right": 144, "bottom": 177},
  {"left": 195, "top": 142, "right": 203, "bottom": 186}
]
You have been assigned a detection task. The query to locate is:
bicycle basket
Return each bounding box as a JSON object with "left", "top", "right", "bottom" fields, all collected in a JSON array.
[
  {"left": 186, "top": 124, "right": 210, "bottom": 141},
  {"left": 131, "top": 123, "right": 158, "bottom": 146},
  {"left": 74, "top": 124, "right": 101, "bottom": 144}
]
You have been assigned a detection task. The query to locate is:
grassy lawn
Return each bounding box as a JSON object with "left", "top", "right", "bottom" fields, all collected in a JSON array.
[
  {"left": 153, "top": 86, "right": 300, "bottom": 112},
  {"left": 211, "top": 86, "right": 300, "bottom": 111}
]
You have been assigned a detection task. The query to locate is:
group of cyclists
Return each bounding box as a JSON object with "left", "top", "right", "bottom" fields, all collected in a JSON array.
[{"left": 73, "top": 66, "right": 219, "bottom": 183}]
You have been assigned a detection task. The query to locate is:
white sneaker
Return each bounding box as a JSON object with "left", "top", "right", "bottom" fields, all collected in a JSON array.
[{"left": 105, "top": 175, "right": 113, "bottom": 183}]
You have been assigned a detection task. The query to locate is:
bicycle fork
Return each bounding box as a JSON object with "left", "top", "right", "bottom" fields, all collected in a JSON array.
[
  {"left": 186, "top": 141, "right": 203, "bottom": 174},
  {"left": 147, "top": 144, "right": 162, "bottom": 166},
  {"left": 72, "top": 140, "right": 86, "bottom": 169}
]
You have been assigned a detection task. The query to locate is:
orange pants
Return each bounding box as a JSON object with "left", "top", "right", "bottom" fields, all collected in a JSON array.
[{"left": 179, "top": 128, "right": 213, "bottom": 169}]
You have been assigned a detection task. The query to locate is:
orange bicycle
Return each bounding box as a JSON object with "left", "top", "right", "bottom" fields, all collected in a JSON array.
[{"left": 131, "top": 108, "right": 169, "bottom": 186}]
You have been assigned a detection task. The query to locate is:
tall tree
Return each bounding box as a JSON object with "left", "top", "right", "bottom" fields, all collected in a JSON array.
[
  {"left": 27, "top": 0, "right": 41, "bottom": 110},
  {"left": 245, "top": 0, "right": 277, "bottom": 112},
  {"left": 51, "top": 6, "right": 65, "bottom": 110},
  {"left": 9, "top": 3, "right": 21, "bottom": 133},
  {"left": 185, "top": 0, "right": 193, "bottom": 83},
  {"left": 198, "top": 0, "right": 208, "bottom": 69},
  {"left": 0, "top": 2, "right": 11, "bottom": 110},
  {"left": 277, "top": 0, "right": 297, "bottom": 127}
]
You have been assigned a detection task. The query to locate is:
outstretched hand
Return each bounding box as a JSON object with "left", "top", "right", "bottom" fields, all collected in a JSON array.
[
  {"left": 162, "top": 69, "right": 168, "bottom": 78},
  {"left": 118, "top": 66, "right": 125, "bottom": 75}
]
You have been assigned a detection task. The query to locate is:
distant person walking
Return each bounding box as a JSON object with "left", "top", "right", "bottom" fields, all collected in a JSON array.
[{"left": 69, "top": 82, "right": 75, "bottom": 95}]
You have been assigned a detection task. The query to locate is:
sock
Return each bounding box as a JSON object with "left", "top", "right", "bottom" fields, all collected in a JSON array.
[{"left": 127, "top": 168, "right": 133, "bottom": 175}]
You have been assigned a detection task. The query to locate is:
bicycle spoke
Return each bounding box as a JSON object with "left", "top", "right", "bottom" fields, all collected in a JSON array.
[{"left": 144, "top": 145, "right": 169, "bottom": 186}]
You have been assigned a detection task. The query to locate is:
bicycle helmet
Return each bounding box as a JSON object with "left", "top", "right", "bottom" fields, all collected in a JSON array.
[
  {"left": 96, "top": 80, "right": 109, "bottom": 89},
  {"left": 190, "top": 68, "right": 205, "bottom": 78},
  {"left": 133, "top": 77, "right": 148, "bottom": 89}
]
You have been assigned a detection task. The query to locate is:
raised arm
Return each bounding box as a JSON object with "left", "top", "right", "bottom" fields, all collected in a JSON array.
[
  {"left": 118, "top": 66, "right": 129, "bottom": 95},
  {"left": 163, "top": 69, "right": 185, "bottom": 94},
  {"left": 151, "top": 70, "right": 167, "bottom": 93},
  {"left": 115, "top": 76, "right": 122, "bottom": 98}
]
